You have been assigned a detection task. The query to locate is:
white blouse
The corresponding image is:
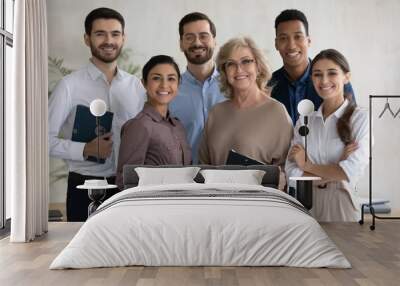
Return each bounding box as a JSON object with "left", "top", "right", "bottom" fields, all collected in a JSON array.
[{"left": 285, "top": 100, "right": 369, "bottom": 221}]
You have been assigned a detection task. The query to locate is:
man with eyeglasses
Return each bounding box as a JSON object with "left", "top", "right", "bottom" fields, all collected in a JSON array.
[
  {"left": 269, "top": 9, "right": 355, "bottom": 124},
  {"left": 169, "top": 12, "right": 225, "bottom": 164}
]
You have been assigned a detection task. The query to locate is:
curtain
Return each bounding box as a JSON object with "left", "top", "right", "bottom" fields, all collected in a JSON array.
[{"left": 8, "top": 0, "right": 49, "bottom": 242}]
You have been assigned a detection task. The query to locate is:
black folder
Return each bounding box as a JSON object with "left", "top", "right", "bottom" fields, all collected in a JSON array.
[
  {"left": 71, "top": 105, "right": 113, "bottom": 163},
  {"left": 226, "top": 149, "right": 264, "bottom": 166}
]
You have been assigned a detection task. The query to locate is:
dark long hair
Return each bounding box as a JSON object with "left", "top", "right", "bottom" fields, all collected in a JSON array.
[{"left": 311, "top": 49, "right": 355, "bottom": 145}]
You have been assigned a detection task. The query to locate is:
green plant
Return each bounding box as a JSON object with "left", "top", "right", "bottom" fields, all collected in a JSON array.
[
  {"left": 117, "top": 48, "right": 141, "bottom": 75},
  {"left": 48, "top": 57, "right": 73, "bottom": 97},
  {"left": 48, "top": 56, "right": 74, "bottom": 76}
]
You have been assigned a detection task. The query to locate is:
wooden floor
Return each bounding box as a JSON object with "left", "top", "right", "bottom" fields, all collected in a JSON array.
[{"left": 0, "top": 220, "right": 399, "bottom": 286}]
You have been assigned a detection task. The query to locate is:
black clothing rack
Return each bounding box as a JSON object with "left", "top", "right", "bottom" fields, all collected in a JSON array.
[{"left": 359, "top": 95, "right": 400, "bottom": 230}]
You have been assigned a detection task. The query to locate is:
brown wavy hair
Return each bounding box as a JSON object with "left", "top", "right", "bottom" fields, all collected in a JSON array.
[{"left": 311, "top": 49, "right": 355, "bottom": 145}]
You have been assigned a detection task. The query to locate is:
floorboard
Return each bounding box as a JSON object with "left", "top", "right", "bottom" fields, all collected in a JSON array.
[{"left": 0, "top": 220, "right": 399, "bottom": 286}]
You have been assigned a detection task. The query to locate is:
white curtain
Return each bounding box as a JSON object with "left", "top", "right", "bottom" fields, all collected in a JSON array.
[{"left": 8, "top": 0, "right": 49, "bottom": 242}]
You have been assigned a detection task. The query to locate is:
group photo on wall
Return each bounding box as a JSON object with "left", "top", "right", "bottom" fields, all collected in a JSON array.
[{"left": 45, "top": 0, "right": 399, "bottom": 269}]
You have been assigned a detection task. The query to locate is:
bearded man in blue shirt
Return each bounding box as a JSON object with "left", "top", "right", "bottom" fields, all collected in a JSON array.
[
  {"left": 269, "top": 9, "right": 355, "bottom": 124},
  {"left": 170, "top": 12, "right": 225, "bottom": 163}
]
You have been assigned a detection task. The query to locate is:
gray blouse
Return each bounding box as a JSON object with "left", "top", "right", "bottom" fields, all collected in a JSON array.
[{"left": 116, "top": 104, "right": 192, "bottom": 188}]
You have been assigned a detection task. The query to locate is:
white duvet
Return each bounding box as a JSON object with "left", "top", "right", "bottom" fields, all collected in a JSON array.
[{"left": 50, "top": 183, "right": 350, "bottom": 269}]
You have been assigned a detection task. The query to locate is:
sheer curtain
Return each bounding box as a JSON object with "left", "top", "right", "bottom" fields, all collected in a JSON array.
[{"left": 8, "top": 0, "right": 49, "bottom": 242}]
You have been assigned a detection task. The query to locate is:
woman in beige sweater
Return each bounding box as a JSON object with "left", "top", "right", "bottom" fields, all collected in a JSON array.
[{"left": 198, "top": 37, "right": 293, "bottom": 175}]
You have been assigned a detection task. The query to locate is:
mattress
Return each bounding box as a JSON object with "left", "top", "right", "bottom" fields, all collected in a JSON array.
[{"left": 50, "top": 183, "right": 350, "bottom": 269}]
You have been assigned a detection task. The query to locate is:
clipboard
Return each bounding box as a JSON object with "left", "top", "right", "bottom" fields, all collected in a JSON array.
[{"left": 226, "top": 149, "right": 264, "bottom": 166}]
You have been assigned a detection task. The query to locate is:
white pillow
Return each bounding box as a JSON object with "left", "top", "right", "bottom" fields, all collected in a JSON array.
[
  {"left": 135, "top": 167, "right": 201, "bottom": 186},
  {"left": 200, "top": 169, "right": 266, "bottom": 185}
]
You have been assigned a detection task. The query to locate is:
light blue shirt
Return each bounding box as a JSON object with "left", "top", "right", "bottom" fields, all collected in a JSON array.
[{"left": 170, "top": 68, "right": 225, "bottom": 163}]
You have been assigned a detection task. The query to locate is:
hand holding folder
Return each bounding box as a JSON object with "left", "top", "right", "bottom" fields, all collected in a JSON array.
[
  {"left": 71, "top": 105, "right": 114, "bottom": 163},
  {"left": 82, "top": 132, "right": 113, "bottom": 161}
]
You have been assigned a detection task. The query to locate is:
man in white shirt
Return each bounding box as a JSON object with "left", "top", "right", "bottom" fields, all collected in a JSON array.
[{"left": 48, "top": 8, "right": 145, "bottom": 221}]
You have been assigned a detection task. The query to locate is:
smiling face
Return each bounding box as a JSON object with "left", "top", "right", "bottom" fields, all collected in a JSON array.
[
  {"left": 225, "top": 47, "right": 258, "bottom": 93},
  {"left": 311, "top": 58, "right": 350, "bottom": 101},
  {"left": 143, "top": 64, "right": 179, "bottom": 107},
  {"left": 180, "top": 20, "right": 216, "bottom": 65},
  {"left": 275, "top": 20, "right": 310, "bottom": 72},
  {"left": 84, "top": 18, "right": 125, "bottom": 63}
]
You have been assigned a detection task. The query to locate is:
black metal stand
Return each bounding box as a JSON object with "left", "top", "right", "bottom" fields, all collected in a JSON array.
[
  {"left": 358, "top": 95, "right": 400, "bottom": 230},
  {"left": 87, "top": 189, "right": 106, "bottom": 216},
  {"left": 296, "top": 180, "right": 313, "bottom": 210}
]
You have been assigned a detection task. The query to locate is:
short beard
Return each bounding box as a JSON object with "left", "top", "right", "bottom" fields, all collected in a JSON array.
[
  {"left": 184, "top": 45, "right": 214, "bottom": 65},
  {"left": 90, "top": 43, "right": 122, "bottom": 63}
]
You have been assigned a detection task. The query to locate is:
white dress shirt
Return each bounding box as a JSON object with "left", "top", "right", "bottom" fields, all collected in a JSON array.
[
  {"left": 49, "top": 61, "right": 146, "bottom": 177},
  {"left": 285, "top": 100, "right": 369, "bottom": 221}
]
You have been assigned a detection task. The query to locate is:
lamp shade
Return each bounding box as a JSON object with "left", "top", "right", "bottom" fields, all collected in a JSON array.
[
  {"left": 297, "top": 99, "right": 315, "bottom": 116},
  {"left": 89, "top": 99, "right": 107, "bottom": 117}
]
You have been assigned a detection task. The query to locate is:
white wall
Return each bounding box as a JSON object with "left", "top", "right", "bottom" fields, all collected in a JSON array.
[{"left": 47, "top": 0, "right": 400, "bottom": 209}]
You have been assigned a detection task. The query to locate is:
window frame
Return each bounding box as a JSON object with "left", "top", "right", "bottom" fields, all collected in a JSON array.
[{"left": 0, "top": 0, "right": 14, "bottom": 231}]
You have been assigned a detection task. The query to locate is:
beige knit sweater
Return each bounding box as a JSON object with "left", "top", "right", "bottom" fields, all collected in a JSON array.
[{"left": 198, "top": 97, "right": 293, "bottom": 167}]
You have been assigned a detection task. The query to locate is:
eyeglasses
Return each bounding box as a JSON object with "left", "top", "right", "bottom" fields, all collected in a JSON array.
[
  {"left": 182, "top": 32, "right": 212, "bottom": 44},
  {"left": 224, "top": 58, "right": 256, "bottom": 71}
]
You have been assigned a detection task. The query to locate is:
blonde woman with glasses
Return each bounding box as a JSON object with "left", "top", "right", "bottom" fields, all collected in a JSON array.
[{"left": 198, "top": 37, "right": 293, "bottom": 188}]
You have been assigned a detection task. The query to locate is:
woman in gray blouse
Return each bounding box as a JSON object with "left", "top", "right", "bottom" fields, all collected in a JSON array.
[{"left": 116, "top": 55, "right": 191, "bottom": 189}]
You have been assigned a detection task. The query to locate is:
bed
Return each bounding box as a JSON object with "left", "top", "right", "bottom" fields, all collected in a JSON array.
[{"left": 50, "top": 165, "right": 350, "bottom": 269}]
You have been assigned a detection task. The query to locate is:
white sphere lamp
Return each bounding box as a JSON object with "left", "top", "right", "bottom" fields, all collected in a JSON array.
[
  {"left": 90, "top": 99, "right": 107, "bottom": 117},
  {"left": 89, "top": 99, "right": 107, "bottom": 166},
  {"left": 294, "top": 99, "right": 316, "bottom": 210},
  {"left": 297, "top": 99, "right": 315, "bottom": 116}
]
